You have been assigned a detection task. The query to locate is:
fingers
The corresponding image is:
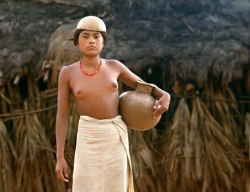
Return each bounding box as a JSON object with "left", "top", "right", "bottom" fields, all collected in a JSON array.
[
  {"left": 153, "top": 98, "right": 170, "bottom": 118},
  {"left": 153, "top": 100, "right": 161, "bottom": 109},
  {"left": 63, "top": 168, "right": 69, "bottom": 182},
  {"left": 56, "top": 167, "right": 69, "bottom": 183},
  {"left": 153, "top": 107, "right": 162, "bottom": 118},
  {"left": 153, "top": 101, "right": 163, "bottom": 118}
]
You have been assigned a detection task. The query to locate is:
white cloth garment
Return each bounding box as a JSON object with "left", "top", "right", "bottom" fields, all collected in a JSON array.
[{"left": 72, "top": 115, "right": 134, "bottom": 192}]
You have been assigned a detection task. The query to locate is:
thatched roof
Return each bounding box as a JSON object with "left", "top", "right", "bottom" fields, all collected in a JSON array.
[{"left": 0, "top": 0, "right": 249, "bottom": 86}]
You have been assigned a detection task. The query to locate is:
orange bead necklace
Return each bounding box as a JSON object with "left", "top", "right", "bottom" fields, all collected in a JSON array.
[{"left": 79, "top": 58, "right": 102, "bottom": 76}]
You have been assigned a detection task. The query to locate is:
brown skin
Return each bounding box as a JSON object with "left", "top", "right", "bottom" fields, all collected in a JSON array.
[{"left": 55, "top": 30, "right": 171, "bottom": 182}]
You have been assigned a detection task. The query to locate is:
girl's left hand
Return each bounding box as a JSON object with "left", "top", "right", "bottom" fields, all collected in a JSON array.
[{"left": 152, "top": 93, "right": 170, "bottom": 118}]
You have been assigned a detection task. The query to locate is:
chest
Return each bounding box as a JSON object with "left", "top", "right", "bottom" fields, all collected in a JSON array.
[{"left": 70, "top": 70, "right": 119, "bottom": 99}]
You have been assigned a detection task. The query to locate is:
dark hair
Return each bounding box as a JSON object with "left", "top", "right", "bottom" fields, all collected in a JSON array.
[{"left": 73, "top": 29, "right": 107, "bottom": 46}]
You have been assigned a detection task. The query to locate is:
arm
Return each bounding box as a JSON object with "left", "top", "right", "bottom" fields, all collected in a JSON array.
[
  {"left": 116, "top": 60, "right": 142, "bottom": 89},
  {"left": 117, "top": 60, "right": 171, "bottom": 118},
  {"left": 55, "top": 66, "right": 71, "bottom": 182}
]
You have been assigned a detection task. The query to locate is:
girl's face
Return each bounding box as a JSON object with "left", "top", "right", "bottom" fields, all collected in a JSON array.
[{"left": 78, "top": 30, "right": 104, "bottom": 56}]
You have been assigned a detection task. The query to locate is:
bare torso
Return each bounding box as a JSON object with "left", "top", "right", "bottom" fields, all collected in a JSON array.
[{"left": 68, "top": 59, "right": 120, "bottom": 119}]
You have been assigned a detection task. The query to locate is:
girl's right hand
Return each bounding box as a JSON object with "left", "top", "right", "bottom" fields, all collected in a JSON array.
[{"left": 55, "top": 157, "right": 69, "bottom": 182}]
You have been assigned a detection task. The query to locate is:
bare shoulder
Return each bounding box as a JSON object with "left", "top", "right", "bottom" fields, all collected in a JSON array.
[
  {"left": 59, "top": 62, "right": 78, "bottom": 76},
  {"left": 104, "top": 59, "right": 142, "bottom": 88},
  {"left": 104, "top": 59, "right": 126, "bottom": 71},
  {"left": 105, "top": 59, "right": 121, "bottom": 65}
]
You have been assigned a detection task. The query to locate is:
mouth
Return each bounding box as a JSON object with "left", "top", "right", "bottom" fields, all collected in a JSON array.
[{"left": 87, "top": 46, "right": 96, "bottom": 49}]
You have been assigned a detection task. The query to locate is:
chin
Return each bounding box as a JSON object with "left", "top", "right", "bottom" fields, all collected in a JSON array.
[{"left": 84, "top": 52, "right": 99, "bottom": 57}]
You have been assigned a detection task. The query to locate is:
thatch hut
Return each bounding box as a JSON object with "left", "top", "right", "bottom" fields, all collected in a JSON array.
[{"left": 0, "top": 0, "right": 250, "bottom": 191}]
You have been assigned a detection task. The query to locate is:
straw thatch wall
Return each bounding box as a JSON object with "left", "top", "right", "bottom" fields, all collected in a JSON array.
[
  {"left": 0, "top": 0, "right": 250, "bottom": 191},
  {"left": 1, "top": 0, "right": 250, "bottom": 85}
]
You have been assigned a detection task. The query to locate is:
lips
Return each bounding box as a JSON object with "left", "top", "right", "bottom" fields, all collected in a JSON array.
[{"left": 87, "top": 46, "right": 96, "bottom": 49}]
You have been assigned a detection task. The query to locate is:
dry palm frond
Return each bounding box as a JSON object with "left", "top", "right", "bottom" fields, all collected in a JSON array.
[
  {"left": 38, "top": 88, "right": 58, "bottom": 145},
  {"left": 245, "top": 113, "right": 250, "bottom": 159},
  {"left": 163, "top": 93, "right": 244, "bottom": 192},
  {"left": 204, "top": 81, "right": 242, "bottom": 146},
  {"left": 129, "top": 129, "right": 159, "bottom": 192},
  {"left": 0, "top": 119, "right": 16, "bottom": 192},
  {"left": 163, "top": 98, "right": 199, "bottom": 192},
  {"left": 13, "top": 103, "right": 66, "bottom": 192},
  {"left": 190, "top": 97, "right": 243, "bottom": 192},
  {"left": 242, "top": 113, "right": 250, "bottom": 191}
]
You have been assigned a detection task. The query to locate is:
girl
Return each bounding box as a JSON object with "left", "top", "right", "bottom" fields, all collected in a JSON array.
[{"left": 55, "top": 16, "right": 170, "bottom": 192}]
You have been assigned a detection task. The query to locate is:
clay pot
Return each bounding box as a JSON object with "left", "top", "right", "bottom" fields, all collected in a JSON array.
[{"left": 119, "top": 81, "right": 161, "bottom": 131}]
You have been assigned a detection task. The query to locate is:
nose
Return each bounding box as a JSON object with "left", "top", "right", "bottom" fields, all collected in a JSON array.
[{"left": 89, "top": 37, "right": 95, "bottom": 44}]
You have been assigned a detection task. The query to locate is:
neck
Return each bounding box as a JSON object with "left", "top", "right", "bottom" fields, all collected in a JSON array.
[{"left": 81, "top": 57, "right": 100, "bottom": 67}]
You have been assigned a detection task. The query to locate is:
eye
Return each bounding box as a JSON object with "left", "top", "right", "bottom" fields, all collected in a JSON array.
[
  {"left": 94, "top": 34, "right": 101, "bottom": 38},
  {"left": 81, "top": 33, "right": 89, "bottom": 38}
]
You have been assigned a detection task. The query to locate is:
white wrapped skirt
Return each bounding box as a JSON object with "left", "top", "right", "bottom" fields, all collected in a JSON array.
[{"left": 72, "top": 115, "right": 134, "bottom": 192}]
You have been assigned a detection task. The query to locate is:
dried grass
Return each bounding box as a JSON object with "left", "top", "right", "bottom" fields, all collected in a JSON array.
[
  {"left": 0, "top": 119, "right": 16, "bottom": 192},
  {"left": 129, "top": 129, "right": 159, "bottom": 192},
  {"left": 203, "top": 81, "right": 242, "bottom": 146},
  {"left": 12, "top": 102, "right": 66, "bottom": 192},
  {"left": 163, "top": 81, "right": 245, "bottom": 192},
  {"left": 163, "top": 98, "right": 199, "bottom": 192},
  {"left": 191, "top": 97, "right": 243, "bottom": 192},
  {"left": 245, "top": 113, "right": 250, "bottom": 159},
  {"left": 245, "top": 113, "right": 250, "bottom": 191}
]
